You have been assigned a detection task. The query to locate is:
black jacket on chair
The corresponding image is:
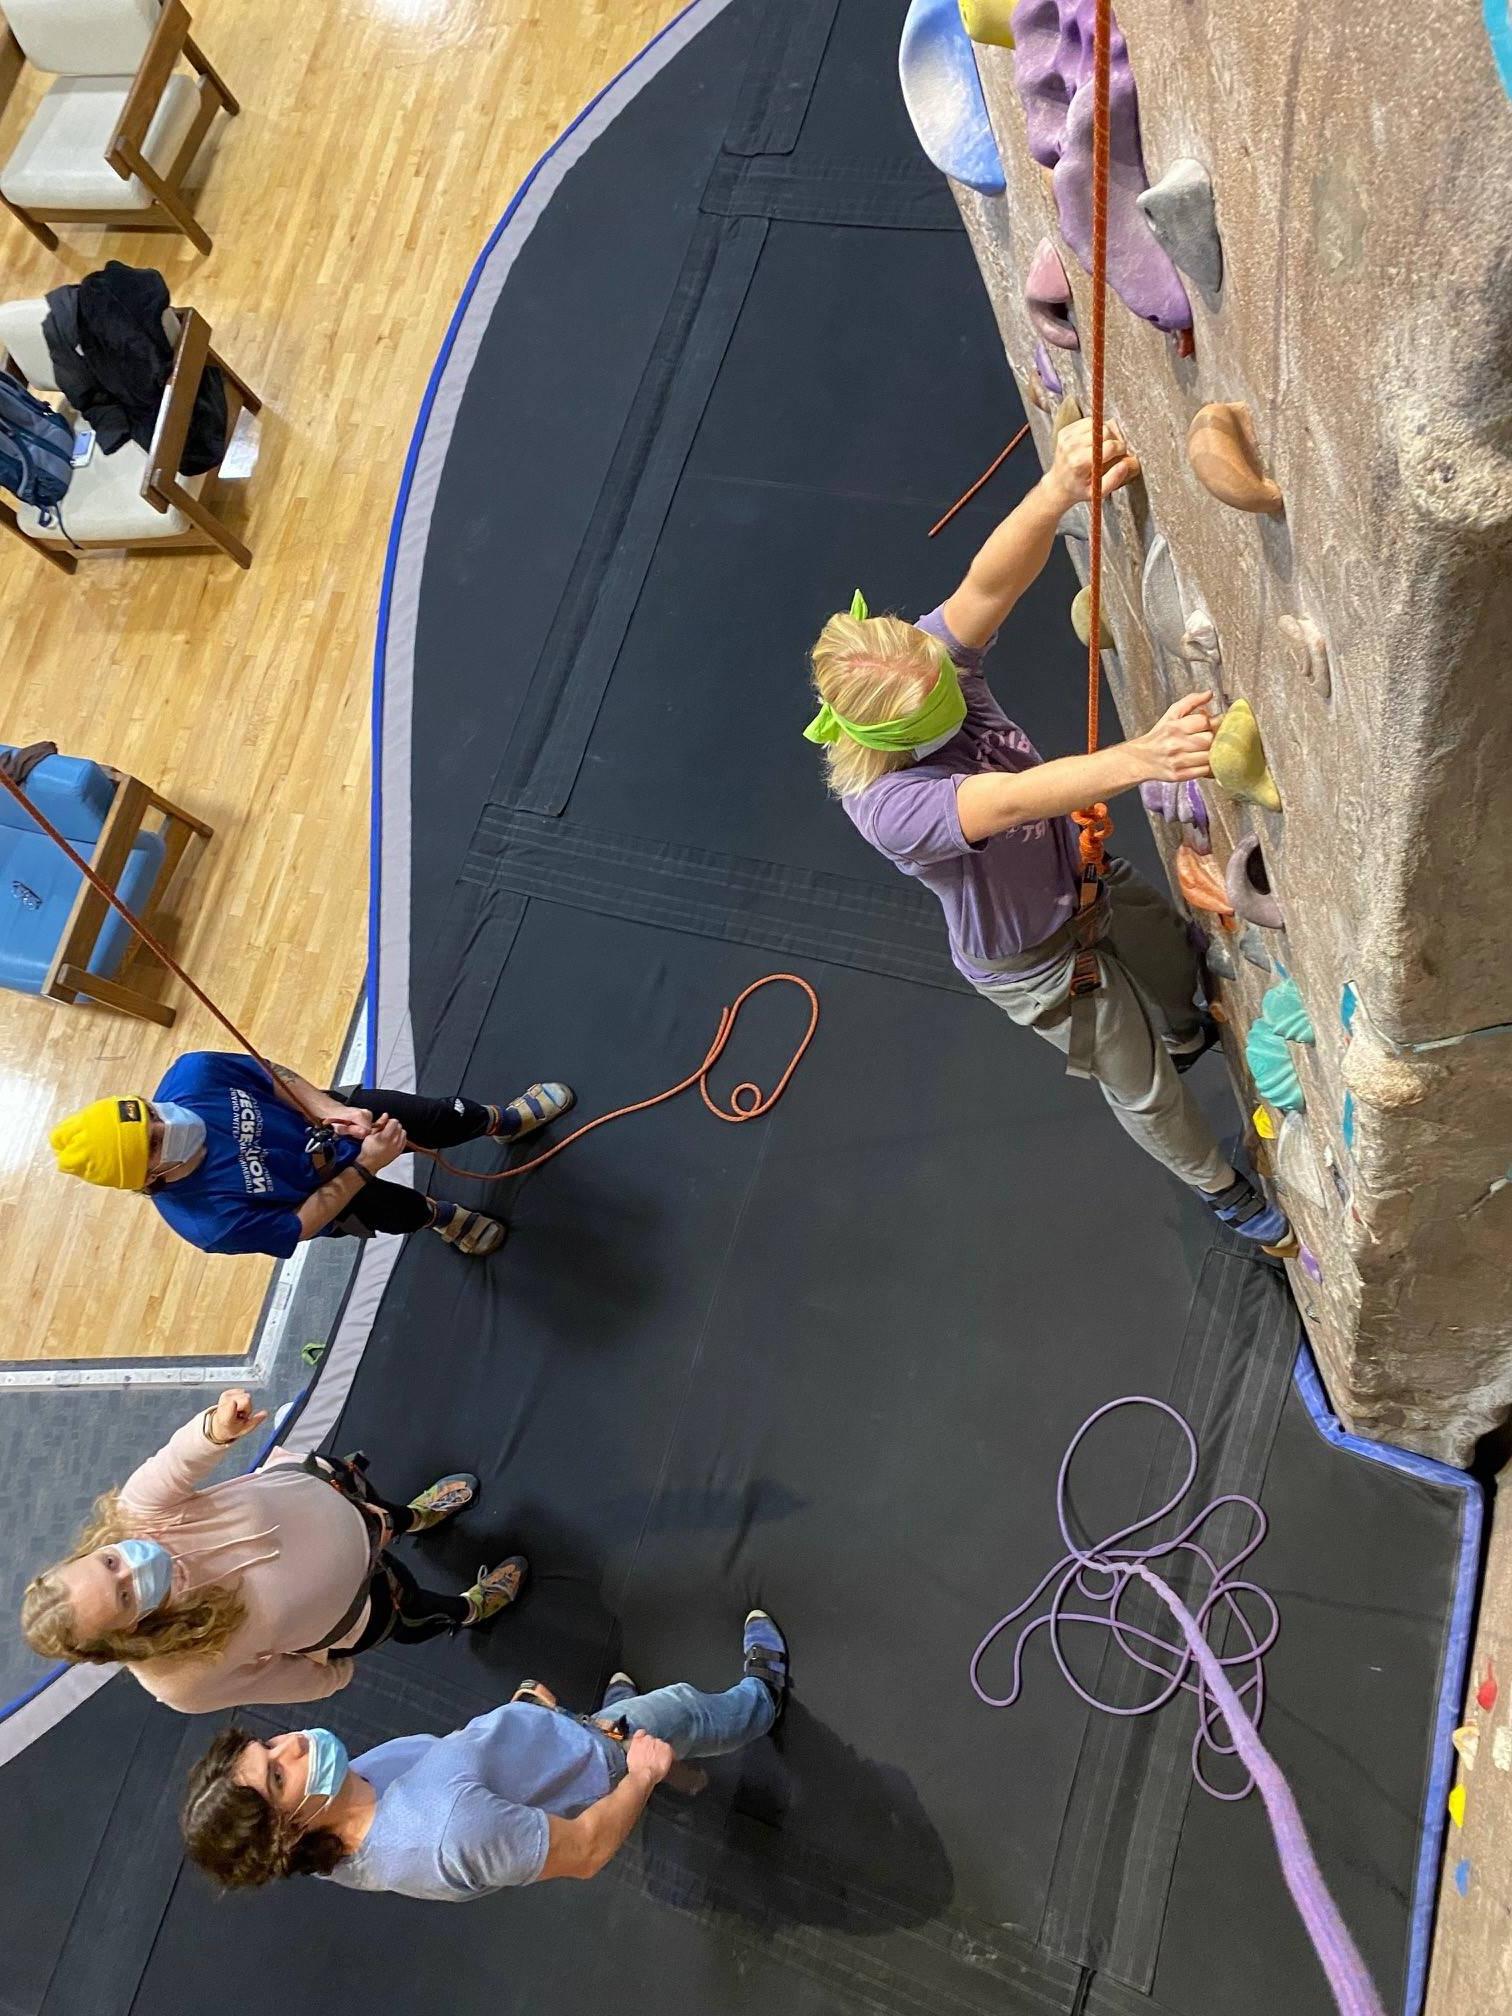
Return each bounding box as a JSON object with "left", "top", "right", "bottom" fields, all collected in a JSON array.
[{"left": 42, "top": 262, "right": 229, "bottom": 478}]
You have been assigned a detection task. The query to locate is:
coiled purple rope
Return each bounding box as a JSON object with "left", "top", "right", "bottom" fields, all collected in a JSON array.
[{"left": 970, "top": 1397, "right": 1386, "bottom": 2016}]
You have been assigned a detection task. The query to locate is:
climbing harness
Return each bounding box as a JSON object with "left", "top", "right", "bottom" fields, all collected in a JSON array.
[
  {"left": 0, "top": 765, "right": 818, "bottom": 1181},
  {"left": 971, "top": 1398, "right": 1387, "bottom": 2016}
]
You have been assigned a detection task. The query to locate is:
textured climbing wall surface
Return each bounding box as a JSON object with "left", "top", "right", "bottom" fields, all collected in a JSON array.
[{"left": 951, "top": 0, "right": 1512, "bottom": 1462}]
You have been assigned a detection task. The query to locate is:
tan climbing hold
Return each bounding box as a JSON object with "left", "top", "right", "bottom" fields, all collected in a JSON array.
[
  {"left": 1052, "top": 392, "right": 1083, "bottom": 444},
  {"left": 1279, "top": 614, "right": 1331, "bottom": 697},
  {"left": 1342, "top": 1030, "right": 1430, "bottom": 1111},
  {"left": 959, "top": 1, "right": 1016, "bottom": 50},
  {"left": 1024, "top": 368, "right": 1055, "bottom": 414},
  {"left": 1071, "top": 586, "right": 1115, "bottom": 651},
  {"left": 1211, "top": 699, "right": 1282, "bottom": 811},
  {"left": 1175, "top": 841, "right": 1233, "bottom": 921},
  {"left": 1187, "top": 403, "right": 1285, "bottom": 517}
]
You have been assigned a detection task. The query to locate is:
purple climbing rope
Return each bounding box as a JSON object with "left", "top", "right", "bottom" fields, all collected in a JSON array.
[{"left": 970, "top": 1397, "right": 1386, "bottom": 2016}]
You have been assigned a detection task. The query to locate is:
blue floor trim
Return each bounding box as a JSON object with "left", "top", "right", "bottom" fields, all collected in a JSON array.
[{"left": 1292, "top": 1340, "right": 1484, "bottom": 2016}]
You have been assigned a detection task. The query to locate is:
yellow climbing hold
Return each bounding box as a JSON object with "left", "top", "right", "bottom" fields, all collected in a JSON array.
[
  {"left": 1252, "top": 1105, "right": 1276, "bottom": 1141},
  {"left": 959, "top": 0, "right": 1016, "bottom": 46},
  {"left": 1071, "top": 586, "right": 1115, "bottom": 652},
  {"left": 1448, "top": 1784, "right": 1467, "bottom": 1829},
  {"left": 1211, "top": 699, "right": 1282, "bottom": 812}
]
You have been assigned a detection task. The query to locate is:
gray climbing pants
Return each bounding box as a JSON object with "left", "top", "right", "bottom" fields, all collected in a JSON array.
[{"left": 972, "top": 858, "right": 1230, "bottom": 1191}]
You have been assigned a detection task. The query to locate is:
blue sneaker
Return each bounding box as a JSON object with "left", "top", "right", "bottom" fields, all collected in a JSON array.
[
  {"left": 743, "top": 1609, "right": 789, "bottom": 1719},
  {"left": 1201, "top": 1171, "right": 1291, "bottom": 1247}
]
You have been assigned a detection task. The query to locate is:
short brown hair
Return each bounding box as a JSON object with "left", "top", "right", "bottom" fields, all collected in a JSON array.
[{"left": 181, "top": 1728, "right": 348, "bottom": 1890}]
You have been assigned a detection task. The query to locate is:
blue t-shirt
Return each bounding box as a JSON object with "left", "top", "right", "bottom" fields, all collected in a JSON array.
[
  {"left": 149, "top": 1052, "right": 360, "bottom": 1260},
  {"left": 328, "top": 1704, "right": 622, "bottom": 1900}
]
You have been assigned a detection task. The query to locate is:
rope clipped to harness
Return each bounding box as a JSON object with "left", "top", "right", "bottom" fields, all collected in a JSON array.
[
  {"left": 970, "top": 1398, "right": 1388, "bottom": 2016},
  {"left": 0, "top": 766, "right": 818, "bottom": 1171}
]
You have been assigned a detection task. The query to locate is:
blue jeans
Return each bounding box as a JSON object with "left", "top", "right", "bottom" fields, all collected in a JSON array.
[{"left": 608, "top": 1676, "right": 775, "bottom": 1759}]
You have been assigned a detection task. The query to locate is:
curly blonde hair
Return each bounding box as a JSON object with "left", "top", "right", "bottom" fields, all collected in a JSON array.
[
  {"left": 808, "top": 611, "right": 947, "bottom": 798},
  {"left": 21, "top": 1492, "right": 246, "bottom": 1666}
]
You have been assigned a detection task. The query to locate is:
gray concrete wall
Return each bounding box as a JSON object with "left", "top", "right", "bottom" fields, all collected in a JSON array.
[{"left": 954, "top": 0, "right": 1512, "bottom": 1462}]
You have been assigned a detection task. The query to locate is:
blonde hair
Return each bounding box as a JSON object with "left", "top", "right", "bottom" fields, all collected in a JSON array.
[
  {"left": 808, "top": 612, "right": 945, "bottom": 798},
  {"left": 21, "top": 1492, "right": 246, "bottom": 1667}
]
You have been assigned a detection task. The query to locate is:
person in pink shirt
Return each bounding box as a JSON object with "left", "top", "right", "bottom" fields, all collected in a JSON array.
[{"left": 20, "top": 1389, "right": 526, "bottom": 1712}]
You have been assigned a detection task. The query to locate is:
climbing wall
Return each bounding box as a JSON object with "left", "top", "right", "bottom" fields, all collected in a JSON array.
[{"left": 906, "top": 0, "right": 1512, "bottom": 1462}]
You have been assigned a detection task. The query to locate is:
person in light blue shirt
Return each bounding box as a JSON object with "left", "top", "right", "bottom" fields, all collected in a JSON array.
[{"left": 181, "top": 1610, "right": 789, "bottom": 1897}]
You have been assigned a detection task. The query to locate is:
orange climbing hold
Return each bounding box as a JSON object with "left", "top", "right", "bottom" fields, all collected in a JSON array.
[{"left": 1175, "top": 841, "right": 1234, "bottom": 922}]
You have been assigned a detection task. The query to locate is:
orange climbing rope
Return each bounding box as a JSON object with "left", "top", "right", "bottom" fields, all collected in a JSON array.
[
  {"left": 928, "top": 422, "right": 1031, "bottom": 539},
  {"left": 0, "top": 765, "right": 818, "bottom": 1177},
  {"left": 1067, "top": 0, "right": 1115, "bottom": 997}
]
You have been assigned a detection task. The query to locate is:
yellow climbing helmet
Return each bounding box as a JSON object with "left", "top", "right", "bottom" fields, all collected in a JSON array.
[{"left": 50, "top": 1095, "right": 153, "bottom": 1191}]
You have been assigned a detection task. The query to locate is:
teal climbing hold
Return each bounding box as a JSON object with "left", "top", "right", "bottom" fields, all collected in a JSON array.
[
  {"left": 1487, "top": 0, "right": 1512, "bottom": 98},
  {"left": 1246, "top": 1019, "right": 1305, "bottom": 1112},
  {"left": 1262, "top": 978, "right": 1315, "bottom": 1045},
  {"left": 1342, "top": 1092, "right": 1357, "bottom": 1149},
  {"left": 899, "top": 0, "right": 1008, "bottom": 195},
  {"left": 1339, "top": 981, "right": 1358, "bottom": 1034}
]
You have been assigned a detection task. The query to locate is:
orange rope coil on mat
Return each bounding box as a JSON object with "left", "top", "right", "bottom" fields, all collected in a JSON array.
[{"left": 0, "top": 766, "right": 818, "bottom": 1168}]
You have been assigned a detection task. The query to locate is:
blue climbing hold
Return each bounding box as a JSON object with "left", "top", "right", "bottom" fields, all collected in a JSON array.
[
  {"left": 1487, "top": 0, "right": 1512, "bottom": 97},
  {"left": 1246, "top": 1019, "right": 1305, "bottom": 1113},
  {"left": 1339, "top": 981, "right": 1358, "bottom": 1035},
  {"left": 1262, "top": 977, "right": 1315, "bottom": 1045},
  {"left": 1342, "top": 1092, "right": 1356, "bottom": 1150},
  {"left": 1454, "top": 1857, "right": 1472, "bottom": 1898},
  {"left": 899, "top": 0, "right": 1008, "bottom": 195}
]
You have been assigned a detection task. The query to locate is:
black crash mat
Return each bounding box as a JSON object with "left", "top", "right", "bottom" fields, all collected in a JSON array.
[{"left": 4, "top": 7, "right": 1473, "bottom": 2016}]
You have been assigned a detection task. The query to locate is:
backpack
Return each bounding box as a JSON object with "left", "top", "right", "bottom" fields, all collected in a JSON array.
[{"left": 0, "top": 375, "right": 74, "bottom": 508}]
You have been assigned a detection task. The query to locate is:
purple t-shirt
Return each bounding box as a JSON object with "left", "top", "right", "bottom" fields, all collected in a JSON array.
[{"left": 843, "top": 608, "right": 1081, "bottom": 984}]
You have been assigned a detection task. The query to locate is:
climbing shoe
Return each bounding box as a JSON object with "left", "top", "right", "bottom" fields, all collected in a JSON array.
[
  {"left": 742, "top": 1609, "right": 790, "bottom": 1720},
  {"left": 1200, "top": 1172, "right": 1290, "bottom": 1247},
  {"left": 431, "top": 1204, "right": 508, "bottom": 1257},
  {"left": 1169, "top": 1013, "right": 1222, "bottom": 1075},
  {"left": 488, "top": 1082, "right": 576, "bottom": 1141},
  {"left": 406, "top": 1471, "right": 477, "bottom": 1533},
  {"left": 463, "top": 1555, "right": 529, "bottom": 1625}
]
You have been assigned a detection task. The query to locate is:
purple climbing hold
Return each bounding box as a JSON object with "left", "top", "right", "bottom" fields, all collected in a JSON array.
[
  {"left": 1177, "top": 780, "right": 1209, "bottom": 841},
  {"left": 1141, "top": 779, "right": 1179, "bottom": 824},
  {"left": 1010, "top": 0, "right": 1192, "bottom": 334},
  {"left": 1034, "top": 339, "right": 1064, "bottom": 397},
  {"left": 1297, "top": 1244, "right": 1324, "bottom": 1285},
  {"left": 1026, "top": 236, "right": 1080, "bottom": 349}
]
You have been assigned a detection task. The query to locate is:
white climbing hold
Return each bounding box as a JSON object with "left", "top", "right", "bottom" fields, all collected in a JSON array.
[
  {"left": 1137, "top": 159, "right": 1224, "bottom": 297},
  {"left": 1279, "top": 614, "right": 1331, "bottom": 699},
  {"left": 899, "top": 0, "right": 1007, "bottom": 196},
  {"left": 1276, "top": 1113, "right": 1328, "bottom": 1209},
  {"left": 1179, "top": 608, "right": 1222, "bottom": 675}
]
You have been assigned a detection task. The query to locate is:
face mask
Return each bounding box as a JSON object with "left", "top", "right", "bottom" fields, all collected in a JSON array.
[
  {"left": 292, "top": 1727, "right": 350, "bottom": 1823},
  {"left": 115, "top": 1537, "right": 174, "bottom": 1618},
  {"left": 152, "top": 1101, "right": 206, "bottom": 1172}
]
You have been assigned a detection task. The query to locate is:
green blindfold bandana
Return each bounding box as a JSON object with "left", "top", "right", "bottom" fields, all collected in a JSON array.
[{"left": 804, "top": 589, "right": 968, "bottom": 753}]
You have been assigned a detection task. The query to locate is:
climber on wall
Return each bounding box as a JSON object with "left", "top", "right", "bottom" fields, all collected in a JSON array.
[
  {"left": 49, "top": 1054, "right": 575, "bottom": 1260},
  {"left": 805, "top": 416, "right": 1288, "bottom": 1246}
]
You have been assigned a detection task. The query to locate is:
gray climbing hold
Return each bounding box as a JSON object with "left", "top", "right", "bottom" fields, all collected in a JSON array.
[
  {"left": 1237, "top": 925, "right": 1272, "bottom": 971},
  {"left": 1141, "top": 536, "right": 1186, "bottom": 657},
  {"left": 1276, "top": 1113, "right": 1328, "bottom": 1208},
  {"left": 1226, "top": 833, "right": 1285, "bottom": 929},
  {"left": 1203, "top": 932, "right": 1238, "bottom": 981},
  {"left": 1061, "top": 501, "right": 1091, "bottom": 543},
  {"left": 1137, "top": 159, "right": 1223, "bottom": 297}
]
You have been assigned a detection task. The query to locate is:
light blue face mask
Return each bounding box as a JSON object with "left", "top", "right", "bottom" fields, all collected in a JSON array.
[
  {"left": 152, "top": 1101, "right": 206, "bottom": 1172},
  {"left": 294, "top": 1727, "right": 350, "bottom": 1821},
  {"left": 115, "top": 1536, "right": 174, "bottom": 1618}
]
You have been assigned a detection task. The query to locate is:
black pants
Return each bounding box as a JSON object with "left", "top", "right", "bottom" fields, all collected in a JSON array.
[
  {"left": 349, "top": 1552, "right": 473, "bottom": 1651},
  {"left": 328, "top": 1084, "right": 492, "bottom": 1237}
]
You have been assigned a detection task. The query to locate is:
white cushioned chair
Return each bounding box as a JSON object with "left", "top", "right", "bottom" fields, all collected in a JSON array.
[
  {"left": 0, "top": 293, "right": 262, "bottom": 567},
  {"left": 0, "top": 0, "right": 237, "bottom": 255}
]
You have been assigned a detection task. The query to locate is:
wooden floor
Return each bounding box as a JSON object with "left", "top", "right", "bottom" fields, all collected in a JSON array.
[{"left": 0, "top": 0, "right": 682, "bottom": 1362}]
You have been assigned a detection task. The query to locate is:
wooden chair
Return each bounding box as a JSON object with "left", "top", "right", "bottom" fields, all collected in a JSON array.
[
  {"left": 0, "top": 295, "right": 262, "bottom": 567},
  {"left": 0, "top": 0, "right": 237, "bottom": 257},
  {"left": 0, "top": 751, "right": 213, "bottom": 1026}
]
